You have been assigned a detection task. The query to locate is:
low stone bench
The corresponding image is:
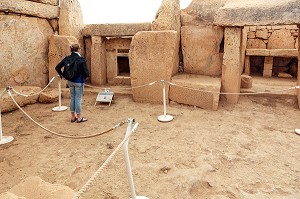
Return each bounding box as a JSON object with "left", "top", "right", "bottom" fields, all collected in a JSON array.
[
  {"left": 244, "top": 49, "right": 298, "bottom": 77},
  {"left": 169, "top": 74, "right": 221, "bottom": 110}
]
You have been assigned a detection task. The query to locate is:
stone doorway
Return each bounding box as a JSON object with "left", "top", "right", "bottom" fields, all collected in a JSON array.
[{"left": 117, "top": 49, "right": 130, "bottom": 77}]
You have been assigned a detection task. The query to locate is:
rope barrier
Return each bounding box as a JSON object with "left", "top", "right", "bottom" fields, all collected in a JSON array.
[
  {"left": 0, "top": 88, "right": 7, "bottom": 99},
  {"left": 167, "top": 81, "right": 299, "bottom": 95},
  {"left": 10, "top": 76, "right": 56, "bottom": 97},
  {"left": 85, "top": 80, "right": 158, "bottom": 91},
  {"left": 73, "top": 122, "right": 139, "bottom": 199},
  {"left": 7, "top": 90, "right": 126, "bottom": 139}
]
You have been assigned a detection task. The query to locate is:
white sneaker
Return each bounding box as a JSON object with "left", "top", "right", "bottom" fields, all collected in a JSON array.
[{"left": 295, "top": 129, "right": 300, "bottom": 135}]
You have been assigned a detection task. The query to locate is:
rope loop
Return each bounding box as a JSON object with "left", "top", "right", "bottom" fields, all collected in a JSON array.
[
  {"left": 7, "top": 90, "right": 126, "bottom": 139},
  {"left": 10, "top": 76, "right": 56, "bottom": 97}
]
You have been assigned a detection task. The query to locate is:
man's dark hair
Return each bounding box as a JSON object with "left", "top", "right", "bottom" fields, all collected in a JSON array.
[{"left": 70, "top": 43, "right": 80, "bottom": 52}]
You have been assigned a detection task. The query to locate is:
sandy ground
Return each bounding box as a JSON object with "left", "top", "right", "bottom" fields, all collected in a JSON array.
[{"left": 0, "top": 84, "right": 300, "bottom": 199}]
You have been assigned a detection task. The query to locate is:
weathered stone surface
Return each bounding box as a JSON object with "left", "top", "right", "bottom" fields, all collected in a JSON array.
[
  {"left": 129, "top": 31, "right": 178, "bottom": 103},
  {"left": 181, "top": 0, "right": 227, "bottom": 26},
  {"left": 0, "top": 192, "right": 25, "bottom": 199},
  {"left": 241, "top": 74, "right": 252, "bottom": 88},
  {"left": 246, "top": 49, "right": 298, "bottom": 57},
  {"left": 0, "top": 15, "right": 53, "bottom": 88},
  {"left": 256, "top": 29, "right": 269, "bottom": 40},
  {"left": 268, "top": 30, "right": 295, "bottom": 49},
  {"left": 90, "top": 36, "right": 107, "bottom": 85},
  {"left": 48, "top": 35, "right": 78, "bottom": 88},
  {"left": 59, "top": 0, "right": 84, "bottom": 55},
  {"left": 169, "top": 74, "right": 221, "bottom": 110},
  {"left": 269, "top": 49, "right": 298, "bottom": 57},
  {"left": 214, "top": 0, "right": 300, "bottom": 26},
  {"left": 0, "top": 0, "right": 59, "bottom": 19},
  {"left": 152, "top": 0, "right": 181, "bottom": 75},
  {"left": 221, "top": 27, "right": 242, "bottom": 103},
  {"left": 278, "top": 72, "right": 293, "bottom": 78},
  {"left": 83, "top": 23, "right": 152, "bottom": 37},
  {"left": 181, "top": 26, "right": 224, "bottom": 76},
  {"left": 152, "top": 0, "right": 181, "bottom": 32},
  {"left": 0, "top": 86, "right": 41, "bottom": 113},
  {"left": 247, "top": 31, "right": 256, "bottom": 39},
  {"left": 27, "top": 0, "right": 59, "bottom": 6},
  {"left": 9, "top": 176, "right": 74, "bottom": 199},
  {"left": 247, "top": 39, "right": 266, "bottom": 49},
  {"left": 38, "top": 89, "right": 58, "bottom": 103}
]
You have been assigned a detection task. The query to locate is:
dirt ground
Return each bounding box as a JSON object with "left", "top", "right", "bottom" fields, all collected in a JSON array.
[{"left": 0, "top": 82, "right": 300, "bottom": 199}]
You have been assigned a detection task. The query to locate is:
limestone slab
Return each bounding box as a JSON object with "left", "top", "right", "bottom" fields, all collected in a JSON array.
[
  {"left": 83, "top": 23, "right": 152, "bottom": 37},
  {"left": 129, "top": 31, "right": 178, "bottom": 103},
  {"left": 181, "top": 26, "right": 224, "bottom": 76},
  {"left": 169, "top": 74, "right": 221, "bottom": 110},
  {"left": 0, "top": 15, "right": 53, "bottom": 87},
  {"left": 0, "top": 0, "right": 59, "bottom": 19},
  {"left": 214, "top": 0, "right": 300, "bottom": 26}
]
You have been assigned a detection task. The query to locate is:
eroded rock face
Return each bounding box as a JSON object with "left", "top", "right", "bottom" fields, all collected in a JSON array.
[
  {"left": 59, "top": 0, "right": 84, "bottom": 55},
  {"left": 181, "top": 26, "right": 224, "bottom": 76},
  {"left": 9, "top": 176, "right": 74, "bottom": 199},
  {"left": 181, "top": 0, "right": 227, "bottom": 26},
  {"left": 0, "top": 15, "right": 54, "bottom": 87},
  {"left": 214, "top": 0, "right": 300, "bottom": 26}
]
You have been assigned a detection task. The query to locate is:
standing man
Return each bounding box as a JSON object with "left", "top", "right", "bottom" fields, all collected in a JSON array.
[{"left": 55, "top": 43, "right": 89, "bottom": 123}]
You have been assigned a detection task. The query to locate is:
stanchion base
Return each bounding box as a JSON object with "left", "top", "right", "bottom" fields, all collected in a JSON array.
[
  {"left": 52, "top": 106, "right": 68, "bottom": 112},
  {"left": 157, "top": 115, "right": 173, "bottom": 122},
  {"left": 295, "top": 129, "right": 300, "bottom": 135},
  {"left": 0, "top": 136, "right": 14, "bottom": 145},
  {"left": 131, "top": 197, "right": 149, "bottom": 199}
]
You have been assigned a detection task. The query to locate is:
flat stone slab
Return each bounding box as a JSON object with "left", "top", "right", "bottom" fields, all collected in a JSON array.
[
  {"left": 214, "top": 0, "right": 300, "bottom": 26},
  {"left": 83, "top": 23, "right": 152, "bottom": 37},
  {"left": 169, "top": 74, "right": 221, "bottom": 110}
]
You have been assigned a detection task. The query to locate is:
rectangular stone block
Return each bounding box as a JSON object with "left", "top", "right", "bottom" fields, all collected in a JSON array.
[
  {"left": 264, "top": 56, "right": 273, "bottom": 64},
  {"left": 130, "top": 31, "right": 178, "bottom": 103},
  {"left": 246, "top": 49, "right": 270, "bottom": 56},
  {"left": 169, "top": 74, "right": 221, "bottom": 110},
  {"left": 263, "top": 69, "right": 272, "bottom": 77},
  {"left": 83, "top": 23, "right": 152, "bottom": 37},
  {"left": 269, "top": 49, "right": 298, "bottom": 58},
  {"left": 0, "top": 0, "right": 59, "bottom": 19}
]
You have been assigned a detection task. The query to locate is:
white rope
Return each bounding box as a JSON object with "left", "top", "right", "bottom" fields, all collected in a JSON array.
[
  {"left": 11, "top": 76, "right": 56, "bottom": 97},
  {"left": 85, "top": 81, "right": 158, "bottom": 90},
  {"left": 73, "top": 124, "right": 138, "bottom": 199},
  {"left": 167, "top": 81, "right": 298, "bottom": 95},
  {"left": 0, "top": 88, "right": 7, "bottom": 99},
  {"left": 7, "top": 90, "right": 125, "bottom": 139}
]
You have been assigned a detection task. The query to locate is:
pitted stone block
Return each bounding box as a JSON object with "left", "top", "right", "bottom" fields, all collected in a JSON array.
[{"left": 169, "top": 74, "right": 221, "bottom": 110}]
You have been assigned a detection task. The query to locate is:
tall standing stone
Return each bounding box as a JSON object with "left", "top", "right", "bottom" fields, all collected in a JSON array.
[
  {"left": 221, "top": 27, "right": 242, "bottom": 103},
  {"left": 59, "top": 0, "right": 85, "bottom": 55},
  {"left": 152, "top": 0, "right": 181, "bottom": 75}
]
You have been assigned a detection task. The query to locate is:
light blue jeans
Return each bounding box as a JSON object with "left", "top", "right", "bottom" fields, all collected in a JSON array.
[{"left": 67, "top": 81, "right": 84, "bottom": 114}]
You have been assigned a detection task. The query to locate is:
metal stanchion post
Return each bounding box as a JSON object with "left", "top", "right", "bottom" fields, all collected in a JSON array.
[
  {"left": 52, "top": 76, "right": 68, "bottom": 111},
  {"left": 123, "top": 118, "right": 149, "bottom": 199},
  {"left": 157, "top": 80, "right": 173, "bottom": 122},
  {"left": 0, "top": 89, "right": 14, "bottom": 145}
]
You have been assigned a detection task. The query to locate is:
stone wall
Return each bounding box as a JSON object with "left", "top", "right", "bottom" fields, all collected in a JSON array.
[
  {"left": 246, "top": 25, "right": 298, "bottom": 49},
  {"left": 245, "top": 25, "right": 298, "bottom": 77},
  {"left": 0, "top": 0, "right": 58, "bottom": 87},
  {"left": 0, "top": 0, "right": 84, "bottom": 88}
]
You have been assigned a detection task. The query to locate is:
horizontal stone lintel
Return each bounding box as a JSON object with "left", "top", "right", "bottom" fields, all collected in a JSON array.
[
  {"left": 0, "top": 0, "right": 59, "bottom": 19},
  {"left": 214, "top": 1, "right": 300, "bottom": 26},
  {"left": 83, "top": 23, "right": 152, "bottom": 37},
  {"left": 246, "top": 49, "right": 298, "bottom": 57}
]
